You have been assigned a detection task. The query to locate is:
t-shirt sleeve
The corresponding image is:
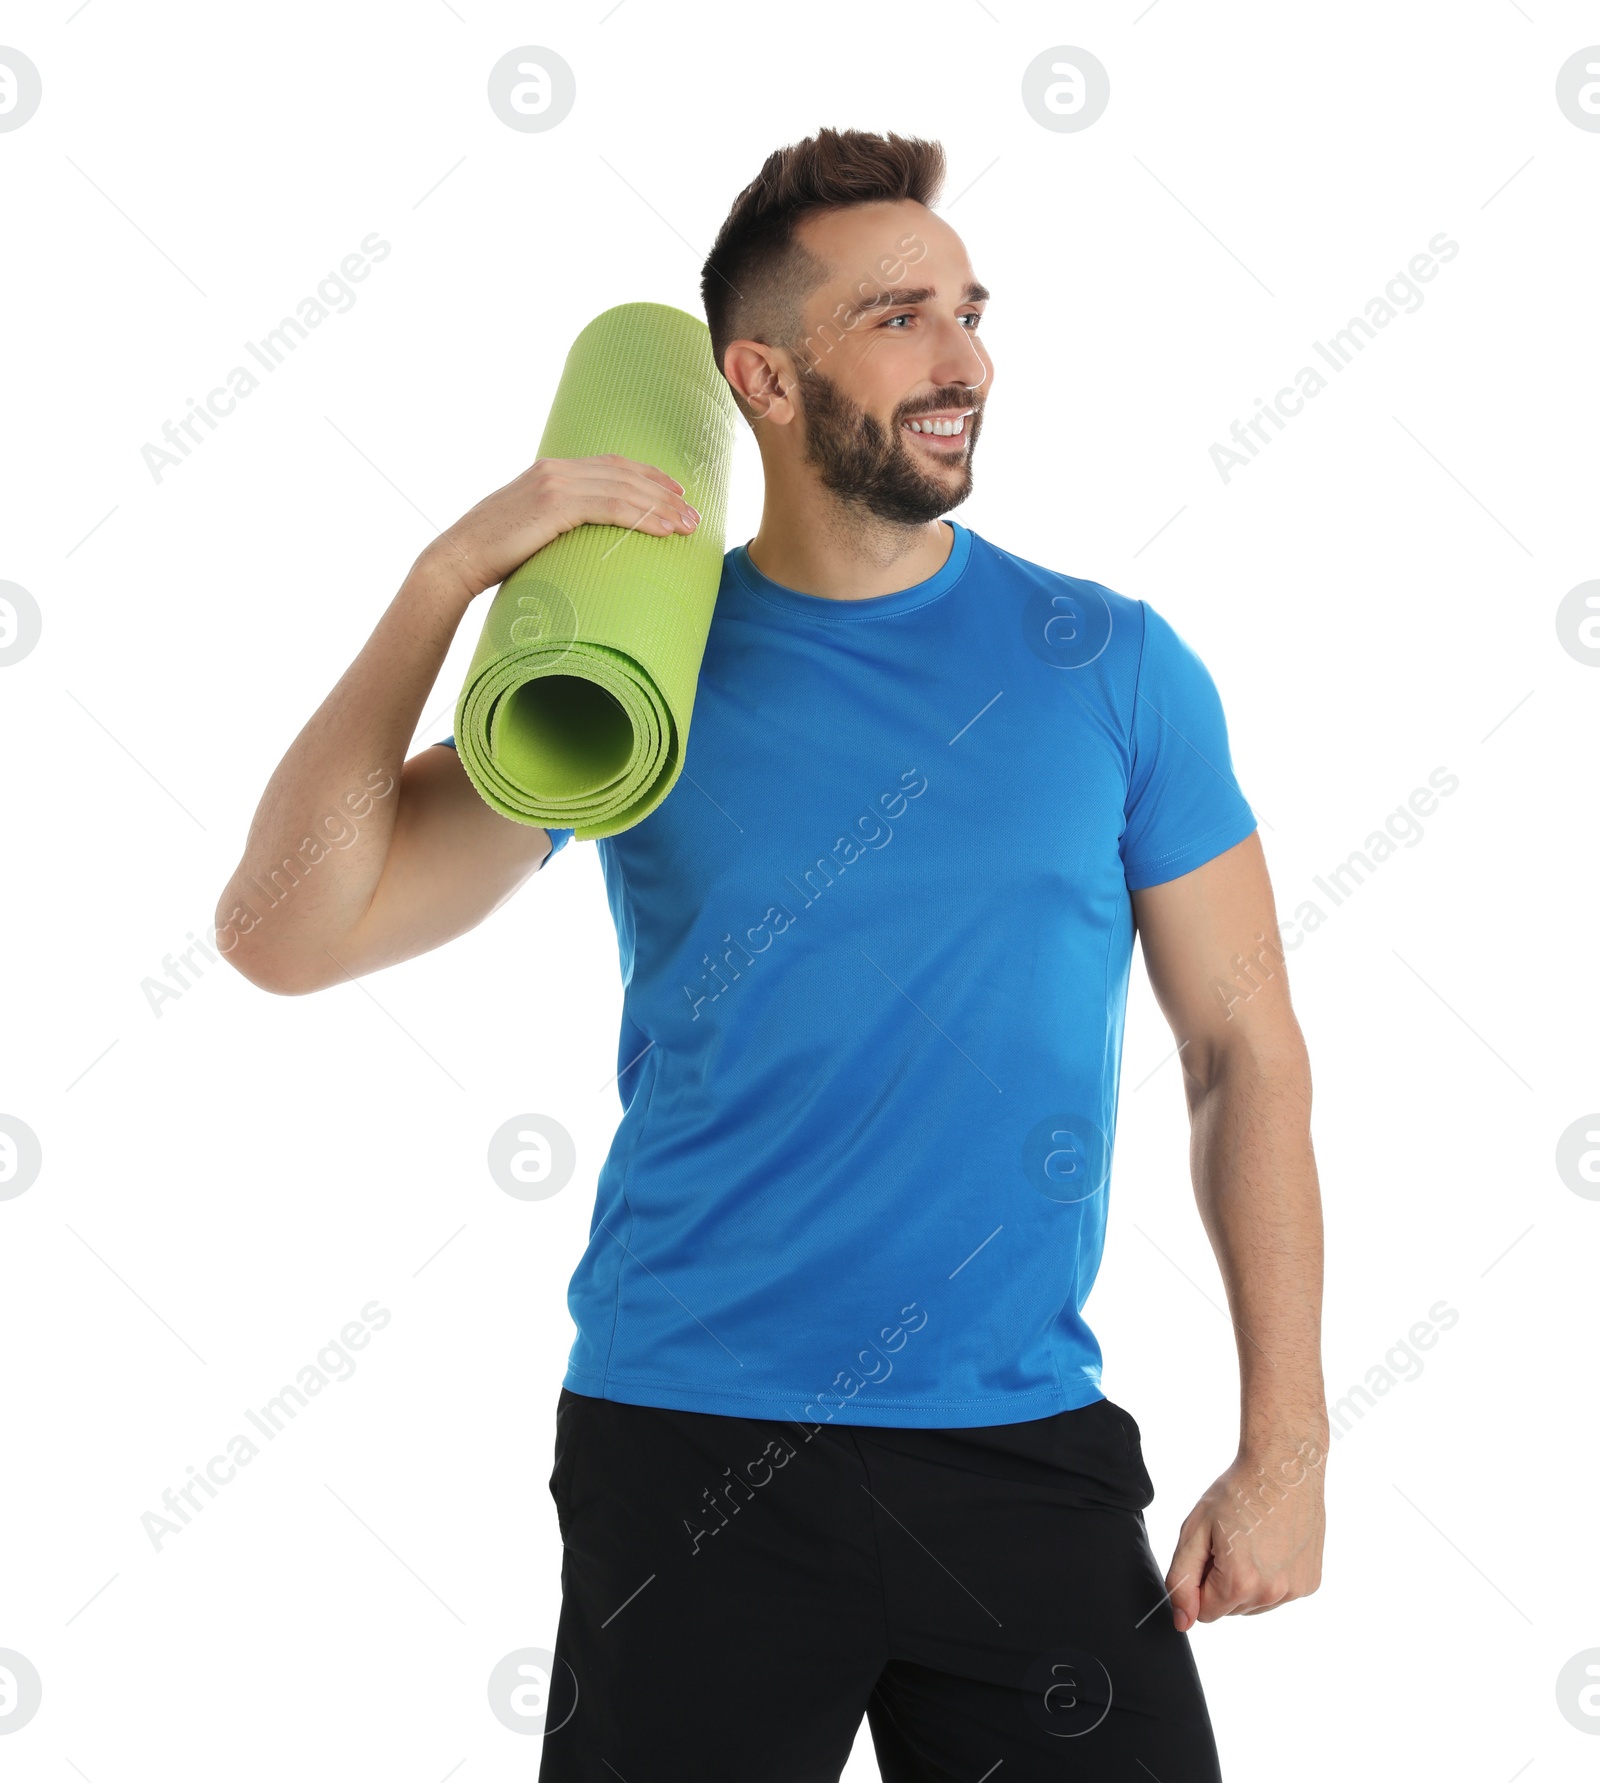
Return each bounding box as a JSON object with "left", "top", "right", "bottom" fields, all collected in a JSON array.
[
  {"left": 434, "top": 736, "right": 573, "bottom": 868},
  {"left": 1120, "top": 604, "right": 1257, "bottom": 891}
]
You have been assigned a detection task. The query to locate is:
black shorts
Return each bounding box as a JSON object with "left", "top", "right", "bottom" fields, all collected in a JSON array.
[{"left": 534, "top": 1386, "right": 1223, "bottom": 1781}]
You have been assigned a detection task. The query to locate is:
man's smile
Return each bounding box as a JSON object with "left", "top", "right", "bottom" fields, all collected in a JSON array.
[{"left": 900, "top": 405, "right": 976, "bottom": 451}]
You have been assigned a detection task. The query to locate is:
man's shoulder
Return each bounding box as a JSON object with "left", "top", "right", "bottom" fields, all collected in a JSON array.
[
  {"left": 964, "top": 527, "right": 1149, "bottom": 662},
  {"left": 967, "top": 528, "right": 1143, "bottom": 611}
]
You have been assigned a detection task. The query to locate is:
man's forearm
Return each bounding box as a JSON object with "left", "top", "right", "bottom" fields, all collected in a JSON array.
[
  {"left": 214, "top": 558, "right": 472, "bottom": 988},
  {"left": 1186, "top": 1035, "right": 1329, "bottom": 1461}
]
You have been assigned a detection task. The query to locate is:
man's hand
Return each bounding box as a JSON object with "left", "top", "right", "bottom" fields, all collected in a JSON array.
[
  {"left": 1166, "top": 1437, "right": 1326, "bottom": 1629},
  {"left": 415, "top": 452, "right": 700, "bottom": 607}
]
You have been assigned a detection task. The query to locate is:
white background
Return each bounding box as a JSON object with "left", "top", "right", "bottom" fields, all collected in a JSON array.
[{"left": 2, "top": 2, "right": 1597, "bottom": 1777}]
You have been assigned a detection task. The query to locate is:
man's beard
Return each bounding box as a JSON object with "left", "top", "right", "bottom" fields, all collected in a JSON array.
[{"left": 794, "top": 369, "right": 982, "bottom": 526}]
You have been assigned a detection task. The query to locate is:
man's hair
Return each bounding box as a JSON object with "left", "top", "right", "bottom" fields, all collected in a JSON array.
[{"left": 700, "top": 127, "right": 946, "bottom": 415}]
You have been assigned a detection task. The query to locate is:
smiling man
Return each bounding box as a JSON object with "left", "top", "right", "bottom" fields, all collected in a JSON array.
[{"left": 218, "top": 128, "right": 1327, "bottom": 1779}]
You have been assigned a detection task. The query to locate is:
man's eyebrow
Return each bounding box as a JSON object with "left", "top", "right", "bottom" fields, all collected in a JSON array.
[{"left": 847, "top": 281, "right": 991, "bottom": 317}]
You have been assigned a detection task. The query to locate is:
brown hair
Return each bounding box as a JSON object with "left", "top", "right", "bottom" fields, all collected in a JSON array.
[{"left": 701, "top": 128, "right": 946, "bottom": 417}]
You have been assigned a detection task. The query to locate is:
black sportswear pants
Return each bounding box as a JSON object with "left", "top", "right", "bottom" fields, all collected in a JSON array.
[{"left": 536, "top": 1386, "right": 1224, "bottom": 1781}]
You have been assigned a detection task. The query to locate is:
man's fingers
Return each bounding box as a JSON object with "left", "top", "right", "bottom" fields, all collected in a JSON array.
[
  {"left": 1198, "top": 1561, "right": 1287, "bottom": 1621},
  {"left": 591, "top": 454, "right": 686, "bottom": 496},
  {"left": 638, "top": 461, "right": 687, "bottom": 495},
  {"left": 1166, "top": 1526, "right": 1212, "bottom": 1632},
  {"left": 622, "top": 470, "right": 697, "bottom": 519},
  {"left": 567, "top": 473, "right": 699, "bottom": 535},
  {"left": 587, "top": 470, "right": 698, "bottom": 512}
]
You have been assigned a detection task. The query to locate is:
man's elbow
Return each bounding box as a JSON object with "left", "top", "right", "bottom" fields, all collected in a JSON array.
[
  {"left": 218, "top": 941, "right": 329, "bottom": 998},
  {"left": 1182, "top": 1018, "right": 1312, "bottom": 1105},
  {"left": 213, "top": 903, "right": 334, "bottom": 997}
]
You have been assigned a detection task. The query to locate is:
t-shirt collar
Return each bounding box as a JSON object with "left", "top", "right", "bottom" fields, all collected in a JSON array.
[{"left": 727, "top": 520, "right": 973, "bottom": 622}]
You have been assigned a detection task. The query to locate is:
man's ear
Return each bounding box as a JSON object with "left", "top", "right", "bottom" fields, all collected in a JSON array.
[{"left": 723, "top": 340, "right": 796, "bottom": 426}]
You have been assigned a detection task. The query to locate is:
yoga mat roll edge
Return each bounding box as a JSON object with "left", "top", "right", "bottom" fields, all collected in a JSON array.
[{"left": 453, "top": 301, "right": 738, "bottom": 841}]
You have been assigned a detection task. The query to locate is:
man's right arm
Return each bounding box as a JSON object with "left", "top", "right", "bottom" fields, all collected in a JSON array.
[{"left": 214, "top": 452, "right": 700, "bottom": 995}]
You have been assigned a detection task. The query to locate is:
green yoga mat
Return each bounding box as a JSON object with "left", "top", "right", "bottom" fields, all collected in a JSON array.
[{"left": 453, "top": 301, "right": 739, "bottom": 840}]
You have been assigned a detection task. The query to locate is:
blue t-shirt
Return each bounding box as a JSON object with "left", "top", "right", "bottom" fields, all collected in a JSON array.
[{"left": 445, "top": 520, "right": 1256, "bottom": 1428}]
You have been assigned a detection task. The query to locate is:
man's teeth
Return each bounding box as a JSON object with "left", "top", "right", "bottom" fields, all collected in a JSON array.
[{"left": 904, "top": 415, "right": 966, "bottom": 435}]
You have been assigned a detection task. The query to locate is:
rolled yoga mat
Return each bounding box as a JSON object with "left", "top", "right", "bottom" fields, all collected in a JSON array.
[{"left": 452, "top": 301, "right": 739, "bottom": 840}]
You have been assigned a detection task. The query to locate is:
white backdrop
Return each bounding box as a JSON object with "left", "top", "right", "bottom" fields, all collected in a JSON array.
[{"left": 2, "top": 2, "right": 1597, "bottom": 1777}]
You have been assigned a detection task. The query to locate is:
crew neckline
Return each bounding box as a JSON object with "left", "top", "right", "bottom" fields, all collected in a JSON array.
[{"left": 728, "top": 519, "right": 974, "bottom": 622}]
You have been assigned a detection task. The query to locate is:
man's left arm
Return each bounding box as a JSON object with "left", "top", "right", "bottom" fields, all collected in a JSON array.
[{"left": 1130, "top": 828, "right": 1329, "bottom": 1632}]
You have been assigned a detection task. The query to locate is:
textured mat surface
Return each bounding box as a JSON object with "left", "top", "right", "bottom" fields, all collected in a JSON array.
[{"left": 453, "top": 301, "right": 738, "bottom": 839}]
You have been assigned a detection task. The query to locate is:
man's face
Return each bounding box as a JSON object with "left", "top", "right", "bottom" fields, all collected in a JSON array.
[{"left": 780, "top": 201, "right": 992, "bottom": 526}]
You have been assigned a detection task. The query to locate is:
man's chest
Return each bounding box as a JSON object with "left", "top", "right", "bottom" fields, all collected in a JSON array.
[{"left": 607, "top": 634, "right": 1134, "bottom": 956}]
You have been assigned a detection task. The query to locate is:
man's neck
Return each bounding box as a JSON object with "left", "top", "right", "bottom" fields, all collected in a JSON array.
[{"left": 744, "top": 506, "right": 955, "bottom": 603}]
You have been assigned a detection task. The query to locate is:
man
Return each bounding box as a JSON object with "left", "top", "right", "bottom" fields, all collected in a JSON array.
[{"left": 219, "top": 127, "right": 1327, "bottom": 1779}]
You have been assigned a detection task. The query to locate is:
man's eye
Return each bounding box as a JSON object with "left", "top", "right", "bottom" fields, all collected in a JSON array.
[{"left": 883, "top": 312, "right": 983, "bottom": 329}]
